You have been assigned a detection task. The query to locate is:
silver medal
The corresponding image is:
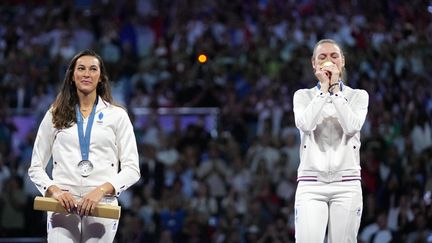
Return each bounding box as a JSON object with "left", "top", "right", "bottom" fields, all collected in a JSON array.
[{"left": 78, "top": 160, "right": 94, "bottom": 177}]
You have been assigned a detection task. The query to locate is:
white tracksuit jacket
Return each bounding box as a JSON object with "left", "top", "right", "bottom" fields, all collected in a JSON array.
[
  {"left": 293, "top": 84, "right": 369, "bottom": 182},
  {"left": 28, "top": 97, "right": 140, "bottom": 197}
]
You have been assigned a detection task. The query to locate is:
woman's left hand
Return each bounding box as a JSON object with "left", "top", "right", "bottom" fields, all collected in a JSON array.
[{"left": 76, "top": 187, "right": 105, "bottom": 216}]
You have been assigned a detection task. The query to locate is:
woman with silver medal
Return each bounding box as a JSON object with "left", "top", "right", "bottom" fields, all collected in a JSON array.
[{"left": 28, "top": 50, "right": 140, "bottom": 242}]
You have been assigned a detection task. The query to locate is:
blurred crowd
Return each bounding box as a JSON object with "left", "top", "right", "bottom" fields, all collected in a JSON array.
[{"left": 0, "top": 0, "right": 432, "bottom": 242}]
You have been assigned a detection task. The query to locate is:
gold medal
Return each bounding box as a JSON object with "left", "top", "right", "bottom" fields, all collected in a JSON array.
[{"left": 320, "top": 61, "right": 333, "bottom": 68}]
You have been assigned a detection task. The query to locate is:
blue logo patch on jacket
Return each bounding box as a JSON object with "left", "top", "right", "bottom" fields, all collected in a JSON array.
[{"left": 97, "top": 112, "right": 104, "bottom": 124}]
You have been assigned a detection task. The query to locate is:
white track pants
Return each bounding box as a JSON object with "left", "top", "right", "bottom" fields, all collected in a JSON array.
[
  {"left": 294, "top": 180, "right": 362, "bottom": 243},
  {"left": 47, "top": 211, "right": 118, "bottom": 243}
]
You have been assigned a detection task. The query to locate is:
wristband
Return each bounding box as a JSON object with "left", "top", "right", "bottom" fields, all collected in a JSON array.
[{"left": 328, "top": 83, "right": 339, "bottom": 93}]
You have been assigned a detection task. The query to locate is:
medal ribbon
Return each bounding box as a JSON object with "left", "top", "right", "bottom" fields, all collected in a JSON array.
[{"left": 75, "top": 99, "right": 97, "bottom": 161}]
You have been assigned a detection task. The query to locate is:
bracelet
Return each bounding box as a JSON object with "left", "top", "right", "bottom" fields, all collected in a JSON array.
[
  {"left": 328, "top": 83, "right": 339, "bottom": 93},
  {"left": 99, "top": 187, "right": 105, "bottom": 195}
]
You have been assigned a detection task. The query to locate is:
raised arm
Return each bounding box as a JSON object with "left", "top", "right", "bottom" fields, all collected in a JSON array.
[
  {"left": 331, "top": 90, "right": 369, "bottom": 136},
  {"left": 293, "top": 89, "right": 327, "bottom": 133}
]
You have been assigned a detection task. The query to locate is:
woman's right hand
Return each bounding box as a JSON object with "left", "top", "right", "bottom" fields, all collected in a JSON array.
[
  {"left": 46, "top": 185, "right": 78, "bottom": 213},
  {"left": 315, "top": 67, "right": 330, "bottom": 92}
]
